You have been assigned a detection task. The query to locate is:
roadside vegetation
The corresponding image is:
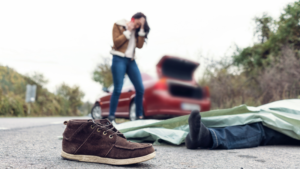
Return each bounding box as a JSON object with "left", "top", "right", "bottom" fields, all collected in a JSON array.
[
  {"left": 199, "top": 1, "right": 300, "bottom": 109},
  {"left": 0, "top": 67, "right": 85, "bottom": 117},
  {"left": 92, "top": 57, "right": 113, "bottom": 88}
]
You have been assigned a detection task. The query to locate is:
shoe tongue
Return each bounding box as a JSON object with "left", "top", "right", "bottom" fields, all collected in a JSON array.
[
  {"left": 98, "top": 119, "right": 111, "bottom": 125},
  {"left": 96, "top": 119, "right": 126, "bottom": 139},
  {"left": 96, "top": 119, "right": 117, "bottom": 131}
]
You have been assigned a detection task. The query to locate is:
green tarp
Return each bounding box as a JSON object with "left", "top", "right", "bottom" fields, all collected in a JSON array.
[{"left": 113, "top": 99, "right": 300, "bottom": 145}]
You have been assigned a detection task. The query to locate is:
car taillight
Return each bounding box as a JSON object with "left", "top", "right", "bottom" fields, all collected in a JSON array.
[
  {"left": 154, "top": 78, "right": 168, "bottom": 90},
  {"left": 203, "top": 86, "right": 210, "bottom": 97}
]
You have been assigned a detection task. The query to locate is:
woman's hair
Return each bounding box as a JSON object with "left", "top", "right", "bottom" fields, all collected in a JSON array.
[{"left": 132, "top": 12, "right": 150, "bottom": 41}]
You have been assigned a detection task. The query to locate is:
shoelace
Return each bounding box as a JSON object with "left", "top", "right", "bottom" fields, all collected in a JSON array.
[{"left": 90, "top": 119, "right": 125, "bottom": 138}]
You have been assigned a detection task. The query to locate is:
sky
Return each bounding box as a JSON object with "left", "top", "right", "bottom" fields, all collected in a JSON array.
[{"left": 0, "top": 0, "right": 296, "bottom": 102}]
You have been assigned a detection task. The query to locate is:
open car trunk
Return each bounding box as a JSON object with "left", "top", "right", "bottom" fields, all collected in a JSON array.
[
  {"left": 156, "top": 56, "right": 199, "bottom": 81},
  {"left": 168, "top": 83, "right": 204, "bottom": 100}
]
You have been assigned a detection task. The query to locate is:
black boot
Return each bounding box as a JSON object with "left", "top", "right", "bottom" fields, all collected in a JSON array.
[{"left": 185, "top": 110, "right": 213, "bottom": 149}]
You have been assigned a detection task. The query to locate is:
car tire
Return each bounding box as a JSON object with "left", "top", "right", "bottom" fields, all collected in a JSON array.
[
  {"left": 129, "top": 102, "right": 137, "bottom": 121},
  {"left": 91, "top": 102, "right": 102, "bottom": 120},
  {"left": 129, "top": 101, "right": 145, "bottom": 121}
]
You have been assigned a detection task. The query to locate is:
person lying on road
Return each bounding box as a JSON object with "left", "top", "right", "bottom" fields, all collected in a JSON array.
[{"left": 186, "top": 110, "right": 300, "bottom": 150}]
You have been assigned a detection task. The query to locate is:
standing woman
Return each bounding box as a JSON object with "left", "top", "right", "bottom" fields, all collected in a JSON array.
[{"left": 109, "top": 12, "right": 150, "bottom": 122}]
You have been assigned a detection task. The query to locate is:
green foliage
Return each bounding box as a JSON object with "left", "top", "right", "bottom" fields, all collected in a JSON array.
[
  {"left": 27, "top": 72, "right": 49, "bottom": 86},
  {"left": 233, "top": 44, "right": 272, "bottom": 72},
  {"left": 254, "top": 13, "right": 274, "bottom": 44},
  {"left": 56, "top": 83, "right": 85, "bottom": 115},
  {"left": 276, "top": 1, "right": 300, "bottom": 47},
  {"left": 200, "top": 47, "right": 300, "bottom": 109},
  {"left": 200, "top": 1, "right": 300, "bottom": 109},
  {"left": 0, "top": 66, "right": 85, "bottom": 117},
  {"left": 199, "top": 58, "right": 263, "bottom": 109},
  {"left": 233, "top": 1, "right": 300, "bottom": 73},
  {"left": 92, "top": 57, "right": 113, "bottom": 88},
  {"left": 78, "top": 101, "right": 93, "bottom": 116}
]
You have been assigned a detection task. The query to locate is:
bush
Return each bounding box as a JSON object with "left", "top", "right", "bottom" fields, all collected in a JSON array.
[
  {"left": 199, "top": 58, "right": 263, "bottom": 109},
  {"left": 0, "top": 66, "right": 85, "bottom": 117},
  {"left": 200, "top": 46, "right": 300, "bottom": 109},
  {"left": 259, "top": 46, "right": 300, "bottom": 102}
]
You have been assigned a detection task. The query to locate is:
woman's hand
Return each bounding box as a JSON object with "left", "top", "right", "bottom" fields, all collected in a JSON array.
[{"left": 127, "top": 22, "right": 134, "bottom": 31}]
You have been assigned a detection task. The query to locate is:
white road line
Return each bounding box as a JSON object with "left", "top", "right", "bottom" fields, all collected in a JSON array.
[{"left": 0, "top": 127, "right": 9, "bottom": 130}]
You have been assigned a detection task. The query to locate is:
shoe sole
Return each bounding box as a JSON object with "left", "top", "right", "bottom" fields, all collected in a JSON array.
[{"left": 61, "top": 150, "right": 156, "bottom": 165}]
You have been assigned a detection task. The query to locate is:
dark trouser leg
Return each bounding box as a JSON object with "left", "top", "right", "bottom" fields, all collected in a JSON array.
[
  {"left": 260, "top": 125, "right": 300, "bottom": 146},
  {"left": 209, "top": 123, "right": 264, "bottom": 149},
  {"left": 209, "top": 123, "right": 300, "bottom": 149},
  {"left": 126, "top": 60, "right": 144, "bottom": 117},
  {"left": 109, "top": 56, "right": 127, "bottom": 118}
]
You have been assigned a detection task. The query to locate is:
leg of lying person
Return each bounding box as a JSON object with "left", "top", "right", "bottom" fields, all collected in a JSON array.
[
  {"left": 185, "top": 110, "right": 300, "bottom": 150},
  {"left": 260, "top": 125, "right": 300, "bottom": 146},
  {"left": 208, "top": 123, "right": 265, "bottom": 149}
]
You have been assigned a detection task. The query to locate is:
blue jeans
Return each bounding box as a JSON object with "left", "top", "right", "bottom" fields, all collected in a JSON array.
[
  {"left": 209, "top": 122, "right": 300, "bottom": 149},
  {"left": 109, "top": 55, "right": 144, "bottom": 117}
]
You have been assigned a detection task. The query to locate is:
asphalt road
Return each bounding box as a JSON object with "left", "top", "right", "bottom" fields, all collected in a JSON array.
[
  {"left": 1, "top": 117, "right": 300, "bottom": 169},
  {"left": 0, "top": 117, "right": 90, "bottom": 130}
]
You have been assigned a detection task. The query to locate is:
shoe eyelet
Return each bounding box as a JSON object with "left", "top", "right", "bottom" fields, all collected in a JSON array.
[
  {"left": 109, "top": 135, "right": 113, "bottom": 139},
  {"left": 97, "top": 128, "right": 101, "bottom": 132},
  {"left": 91, "top": 125, "right": 95, "bottom": 129},
  {"left": 103, "top": 131, "right": 107, "bottom": 135}
]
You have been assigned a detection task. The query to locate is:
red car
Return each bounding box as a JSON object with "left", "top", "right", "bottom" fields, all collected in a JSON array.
[{"left": 91, "top": 55, "right": 211, "bottom": 120}]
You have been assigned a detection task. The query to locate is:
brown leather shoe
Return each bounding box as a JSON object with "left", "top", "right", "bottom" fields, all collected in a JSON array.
[{"left": 61, "top": 119, "right": 156, "bottom": 165}]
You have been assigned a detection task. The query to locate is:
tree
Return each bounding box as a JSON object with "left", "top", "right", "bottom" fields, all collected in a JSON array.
[
  {"left": 56, "top": 83, "right": 85, "bottom": 115},
  {"left": 28, "top": 72, "right": 49, "bottom": 86},
  {"left": 92, "top": 57, "right": 113, "bottom": 88},
  {"left": 233, "top": 1, "right": 300, "bottom": 73},
  {"left": 275, "top": 1, "right": 300, "bottom": 51},
  {"left": 254, "top": 13, "right": 273, "bottom": 44}
]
